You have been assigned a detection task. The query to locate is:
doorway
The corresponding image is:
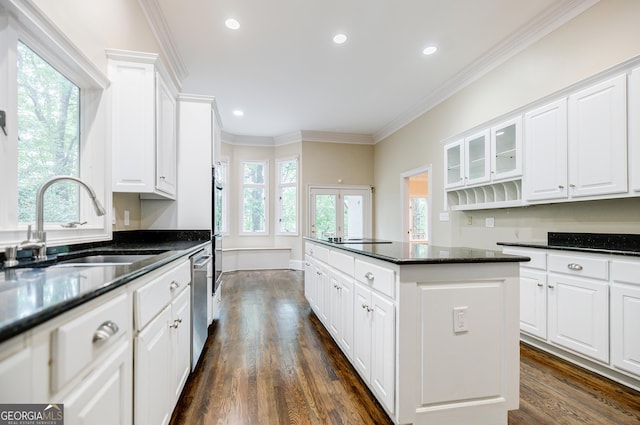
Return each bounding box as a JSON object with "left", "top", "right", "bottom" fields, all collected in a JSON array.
[
  {"left": 401, "top": 166, "right": 431, "bottom": 243},
  {"left": 308, "top": 186, "right": 372, "bottom": 240}
]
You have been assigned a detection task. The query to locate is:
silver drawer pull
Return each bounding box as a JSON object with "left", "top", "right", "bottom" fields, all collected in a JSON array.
[
  {"left": 92, "top": 320, "right": 119, "bottom": 345},
  {"left": 169, "top": 280, "right": 180, "bottom": 290},
  {"left": 567, "top": 263, "right": 583, "bottom": 271},
  {"left": 169, "top": 320, "right": 179, "bottom": 329},
  {"left": 548, "top": 284, "right": 555, "bottom": 289},
  {"left": 537, "top": 283, "right": 544, "bottom": 288},
  {"left": 364, "top": 272, "right": 375, "bottom": 280}
]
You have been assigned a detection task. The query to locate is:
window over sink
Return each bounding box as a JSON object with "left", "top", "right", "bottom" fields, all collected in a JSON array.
[{"left": 0, "top": 1, "right": 111, "bottom": 247}]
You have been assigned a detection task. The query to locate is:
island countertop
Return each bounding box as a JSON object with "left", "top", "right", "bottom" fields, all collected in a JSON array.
[{"left": 305, "top": 237, "right": 530, "bottom": 265}]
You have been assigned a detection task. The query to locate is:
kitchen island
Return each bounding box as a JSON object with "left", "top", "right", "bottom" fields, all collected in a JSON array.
[{"left": 304, "top": 238, "right": 528, "bottom": 425}]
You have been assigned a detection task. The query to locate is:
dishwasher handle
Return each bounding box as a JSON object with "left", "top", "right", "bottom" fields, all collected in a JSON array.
[{"left": 193, "top": 254, "right": 212, "bottom": 270}]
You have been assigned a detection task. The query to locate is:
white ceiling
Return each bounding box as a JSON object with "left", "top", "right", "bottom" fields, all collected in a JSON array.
[{"left": 147, "top": 0, "right": 595, "bottom": 142}]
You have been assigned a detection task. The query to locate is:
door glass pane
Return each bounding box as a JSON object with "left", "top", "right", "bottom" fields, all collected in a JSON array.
[
  {"left": 495, "top": 123, "right": 516, "bottom": 174},
  {"left": 343, "top": 195, "right": 363, "bottom": 240},
  {"left": 410, "top": 197, "right": 427, "bottom": 242},
  {"left": 242, "top": 187, "right": 265, "bottom": 232},
  {"left": 467, "top": 135, "right": 486, "bottom": 180},
  {"left": 315, "top": 194, "right": 336, "bottom": 238},
  {"left": 279, "top": 186, "right": 297, "bottom": 233},
  {"left": 446, "top": 144, "right": 461, "bottom": 185}
]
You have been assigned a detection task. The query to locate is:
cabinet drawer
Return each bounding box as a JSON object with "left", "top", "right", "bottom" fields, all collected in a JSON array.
[
  {"left": 135, "top": 260, "right": 190, "bottom": 331},
  {"left": 309, "top": 244, "right": 329, "bottom": 263},
  {"left": 52, "top": 292, "right": 129, "bottom": 392},
  {"left": 330, "top": 250, "right": 354, "bottom": 276},
  {"left": 548, "top": 254, "right": 608, "bottom": 280},
  {"left": 611, "top": 260, "right": 640, "bottom": 285},
  {"left": 355, "top": 259, "right": 395, "bottom": 299},
  {"left": 503, "top": 248, "right": 546, "bottom": 270}
]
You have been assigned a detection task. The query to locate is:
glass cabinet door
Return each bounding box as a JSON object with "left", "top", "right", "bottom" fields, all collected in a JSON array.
[
  {"left": 491, "top": 116, "right": 522, "bottom": 180},
  {"left": 444, "top": 140, "right": 464, "bottom": 189},
  {"left": 465, "top": 130, "right": 490, "bottom": 185}
]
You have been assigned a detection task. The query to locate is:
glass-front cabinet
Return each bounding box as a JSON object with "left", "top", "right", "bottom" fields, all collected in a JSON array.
[
  {"left": 464, "top": 129, "right": 491, "bottom": 186},
  {"left": 444, "top": 139, "right": 464, "bottom": 189},
  {"left": 491, "top": 116, "right": 522, "bottom": 181}
]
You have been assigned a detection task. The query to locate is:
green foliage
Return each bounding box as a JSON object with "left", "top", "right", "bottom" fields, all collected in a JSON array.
[
  {"left": 315, "top": 195, "right": 336, "bottom": 237},
  {"left": 17, "top": 41, "right": 80, "bottom": 224}
]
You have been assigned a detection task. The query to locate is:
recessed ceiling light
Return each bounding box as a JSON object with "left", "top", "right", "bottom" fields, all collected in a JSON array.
[
  {"left": 233, "top": 110, "right": 244, "bottom": 117},
  {"left": 422, "top": 45, "right": 438, "bottom": 55},
  {"left": 333, "top": 34, "right": 347, "bottom": 44},
  {"left": 225, "top": 18, "right": 240, "bottom": 30}
]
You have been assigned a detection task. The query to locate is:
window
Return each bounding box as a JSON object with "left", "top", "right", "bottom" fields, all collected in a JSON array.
[
  {"left": 309, "top": 187, "right": 372, "bottom": 240},
  {"left": 0, "top": 4, "right": 111, "bottom": 246},
  {"left": 276, "top": 157, "right": 298, "bottom": 235},
  {"left": 214, "top": 160, "right": 228, "bottom": 235},
  {"left": 240, "top": 160, "right": 268, "bottom": 234},
  {"left": 17, "top": 41, "right": 80, "bottom": 224}
]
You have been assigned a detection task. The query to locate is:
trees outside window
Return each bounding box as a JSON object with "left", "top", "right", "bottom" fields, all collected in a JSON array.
[
  {"left": 276, "top": 158, "right": 297, "bottom": 235},
  {"left": 241, "top": 160, "right": 268, "bottom": 234}
]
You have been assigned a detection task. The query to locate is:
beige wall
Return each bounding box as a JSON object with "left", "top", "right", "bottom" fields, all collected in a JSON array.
[{"left": 374, "top": 0, "right": 640, "bottom": 250}]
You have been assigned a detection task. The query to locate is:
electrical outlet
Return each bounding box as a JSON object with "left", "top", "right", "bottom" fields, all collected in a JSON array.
[
  {"left": 485, "top": 217, "right": 495, "bottom": 228},
  {"left": 453, "top": 306, "right": 468, "bottom": 333},
  {"left": 124, "top": 210, "right": 130, "bottom": 226},
  {"left": 467, "top": 216, "right": 472, "bottom": 225}
]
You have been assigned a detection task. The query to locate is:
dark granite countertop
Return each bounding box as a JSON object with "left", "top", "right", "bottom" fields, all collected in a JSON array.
[
  {"left": 0, "top": 230, "right": 211, "bottom": 343},
  {"left": 498, "top": 232, "right": 640, "bottom": 258},
  {"left": 305, "top": 238, "right": 529, "bottom": 265}
]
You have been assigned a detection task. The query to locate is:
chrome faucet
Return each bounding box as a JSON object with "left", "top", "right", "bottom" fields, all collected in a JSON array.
[{"left": 4, "top": 176, "right": 106, "bottom": 265}]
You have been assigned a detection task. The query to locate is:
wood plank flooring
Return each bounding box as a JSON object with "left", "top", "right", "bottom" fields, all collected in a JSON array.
[{"left": 170, "top": 270, "right": 640, "bottom": 425}]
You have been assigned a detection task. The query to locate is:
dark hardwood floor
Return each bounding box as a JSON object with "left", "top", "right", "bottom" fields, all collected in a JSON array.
[{"left": 170, "top": 270, "right": 640, "bottom": 425}]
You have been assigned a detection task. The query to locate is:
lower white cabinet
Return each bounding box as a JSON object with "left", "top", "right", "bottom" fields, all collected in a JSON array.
[
  {"left": 329, "top": 270, "right": 354, "bottom": 360},
  {"left": 135, "top": 285, "right": 191, "bottom": 425},
  {"left": 353, "top": 282, "right": 395, "bottom": 414},
  {"left": 547, "top": 273, "right": 609, "bottom": 363},
  {"left": 611, "top": 260, "right": 640, "bottom": 376},
  {"left": 62, "top": 340, "right": 132, "bottom": 425},
  {"left": 519, "top": 268, "right": 547, "bottom": 339}
]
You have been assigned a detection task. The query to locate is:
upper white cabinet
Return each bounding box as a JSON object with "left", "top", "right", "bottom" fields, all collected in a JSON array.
[
  {"left": 464, "top": 129, "right": 491, "bottom": 186},
  {"left": 108, "top": 50, "right": 178, "bottom": 200},
  {"left": 629, "top": 67, "right": 640, "bottom": 193},
  {"left": 444, "top": 139, "right": 464, "bottom": 189},
  {"left": 491, "top": 116, "right": 522, "bottom": 181},
  {"left": 524, "top": 98, "right": 568, "bottom": 201},
  {"left": 568, "top": 74, "right": 627, "bottom": 198}
]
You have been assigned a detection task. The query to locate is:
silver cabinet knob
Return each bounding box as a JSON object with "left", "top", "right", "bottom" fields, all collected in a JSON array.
[
  {"left": 537, "top": 283, "right": 544, "bottom": 288},
  {"left": 169, "top": 280, "right": 180, "bottom": 290},
  {"left": 92, "top": 320, "right": 119, "bottom": 345},
  {"left": 364, "top": 272, "right": 375, "bottom": 280},
  {"left": 567, "top": 263, "right": 583, "bottom": 271}
]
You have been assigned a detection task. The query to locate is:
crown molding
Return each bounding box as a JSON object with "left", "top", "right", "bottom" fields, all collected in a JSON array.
[
  {"left": 222, "top": 130, "right": 374, "bottom": 147},
  {"left": 373, "top": 0, "right": 599, "bottom": 143},
  {"left": 301, "top": 130, "right": 373, "bottom": 145},
  {"left": 221, "top": 132, "right": 276, "bottom": 147},
  {"left": 137, "top": 0, "right": 187, "bottom": 88}
]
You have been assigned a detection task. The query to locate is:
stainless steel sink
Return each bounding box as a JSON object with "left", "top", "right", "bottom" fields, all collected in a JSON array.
[{"left": 53, "top": 254, "right": 157, "bottom": 267}]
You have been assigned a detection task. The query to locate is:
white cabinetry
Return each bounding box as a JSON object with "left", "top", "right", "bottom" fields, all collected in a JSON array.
[
  {"left": 568, "top": 74, "right": 627, "bottom": 198},
  {"left": 134, "top": 259, "right": 191, "bottom": 425},
  {"left": 525, "top": 74, "right": 627, "bottom": 202},
  {"left": 444, "top": 139, "right": 464, "bottom": 189},
  {"left": 611, "top": 260, "right": 640, "bottom": 377},
  {"left": 329, "top": 270, "right": 354, "bottom": 359},
  {"left": 464, "top": 129, "right": 491, "bottom": 186},
  {"left": 524, "top": 99, "right": 568, "bottom": 202},
  {"left": 630, "top": 67, "right": 640, "bottom": 193},
  {"left": 107, "top": 50, "right": 178, "bottom": 200}
]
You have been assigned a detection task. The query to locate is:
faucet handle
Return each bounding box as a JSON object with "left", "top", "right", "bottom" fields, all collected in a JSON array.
[{"left": 4, "top": 246, "right": 19, "bottom": 267}]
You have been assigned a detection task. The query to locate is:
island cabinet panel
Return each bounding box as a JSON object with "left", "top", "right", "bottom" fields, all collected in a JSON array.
[
  {"left": 306, "top": 240, "right": 522, "bottom": 425},
  {"left": 611, "top": 260, "right": 640, "bottom": 377},
  {"left": 418, "top": 282, "right": 504, "bottom": 405}
]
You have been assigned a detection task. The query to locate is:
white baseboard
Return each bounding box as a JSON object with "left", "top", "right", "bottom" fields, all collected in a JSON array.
[
  {"left": 289, "top": 259, "right": 304, "bottom": 271},
  {"left": 222, "top": 247, "right": 291, "bottom": 272}
]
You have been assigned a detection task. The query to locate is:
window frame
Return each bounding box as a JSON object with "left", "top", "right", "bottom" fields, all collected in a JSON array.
[
  {"left": 0, "top": 1, "right": 112, "bottom": 247},
  {"left": 275, "top": 156, "right": 299, "bottom": 236},
  {"left": 239, "top": 159, "right": 269, "bottom": 236},
  {"left": 216, "top": 158, "right": 229, "bottom": 236}
]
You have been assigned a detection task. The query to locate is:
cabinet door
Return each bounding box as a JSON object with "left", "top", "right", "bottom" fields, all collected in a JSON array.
[
  {"left": 304, "top": 256, "right": 316, "bottom": 308},
  {"left": 444, "top": 139, "right": 464, "bottom": 189},
  {"left": 524, "top": 98, "right": 568, "bottom": 202},
  {"left": 135, "top": 306, "right": 172, "bottom": 425},
  {"left": 353, "top": 282, "right": 372, "bottom": 382},
  {"left": 337, "top": 274, "right": 354, "bottom": 361},
  {"left": 172, "top": 287, "right": 191, "bottom": 403},
  {"left": 491, "top": 116, "right": 522, "bottom": 181},
  {"left": 316, "top": 264, "right": 330, "bottom": 324},
  {"left": 548, "top": 274, "right": 609, "bottom": 363},
  {"left": 611, "top": 283, "right": 640, "bottom": 376},
  {"left": 0, "top": 345, "right": 34, "bottom": 402},
  {"left": 63, "top": 341, "right": 132, "bottom": 425},
  {"left": 519, "top": 269, "right": 547, "bottom": 339},
  {"left": 568, "top": 74, "right": 627, "bottom": 198},
  {"left": 328, "top": 273, "right": 341, "bottom": 339},
  {"left": 370, "top": 292, "right": 395, "bottom": 415},
  {"left": 630, "top": 67, "right": 640, "bottom": 193},
  {"left": 110, "top": 60, "right": 155, "bottom": 193},
  {"left": 464, "top": 129, "right": 490, "bottom": 186},
  {"left": 156, "top": 72, "right": 177, "bottom": 197}
]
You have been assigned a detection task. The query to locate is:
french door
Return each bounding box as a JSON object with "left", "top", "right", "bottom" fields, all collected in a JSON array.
[{"left": 309, "top": 187, "right": 372, "bottom": 240}]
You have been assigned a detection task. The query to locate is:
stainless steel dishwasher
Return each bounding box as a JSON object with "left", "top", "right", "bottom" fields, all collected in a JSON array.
[{"left": 191, "top": 249, "right": 212, "bottom": 370}]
